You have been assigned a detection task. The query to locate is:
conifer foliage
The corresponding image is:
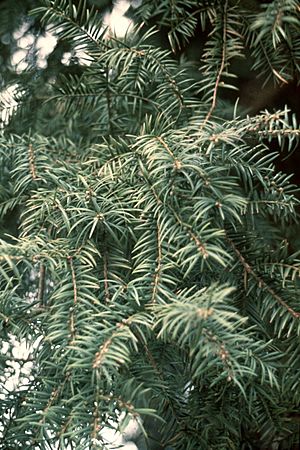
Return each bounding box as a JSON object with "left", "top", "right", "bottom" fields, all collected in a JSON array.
[{"left": 0, "top": 0, "right": 300, "bottom": 449}]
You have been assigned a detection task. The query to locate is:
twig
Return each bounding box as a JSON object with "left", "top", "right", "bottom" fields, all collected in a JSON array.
[
  {"left": 201, "top": 0, "right": 228, "bottom": 129},
  {"left": 91, "top": 389, "right": 103, "bottom": 447},
  {"left": 28, "top": 144, "right": 37, "bottom": 180},
  {"left": 37, "top": 262, "right": 46, "bottom": 307},
  {"left": 156, "top": 136, "right": 182, "bottom": 169},
  {"left": 172, "top": 209, "right": 208, "bottom": 258}
]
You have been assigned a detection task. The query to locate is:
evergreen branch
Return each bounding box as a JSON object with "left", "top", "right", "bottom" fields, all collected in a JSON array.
[
  {"left": 1, "top": 1, "right": 300, "bottom": 447},
  {"left": 102, "top": 236, "right": 110, "bottom": 304},
  {"left": 67, "top": 255, "right": 77, "bottom": 343},
  {"left": 258, "top": 37, "right": 287, "bottom": 84},
  {"left": 91, "top": 394, "right": 101, "bottom": 445},
  {"left": 202, "top": 328, "right": 234, "bottom": 382},
  {"left": 28, "top": 144, "right": 37, "bottom": 181},
  {"left": 171, "top": 208, "right": 208, "bottom": 258},
  {"left": 138, "top": 156, "right": 209, "bottom": 259},
  {"left": 151, "top": 220, "right": 162, "bottom": 304},
  {"left": 142, "top": 341, "right": 182, "bottom": 440},
  {"left": 265, "top": 262, "right": 300, "bottom": 280},
  {"left": 92, "top": 321, "right": 135, "bottom": 369},
  {"left": 227, "top": 236, "right": 300, "bottom": 319},
  {"left": 32, "top": 378, "right": 67, "bottom": 446},
  {"left": 92, "top": 335, "right": 114, "bottom": 369},
  {"left": 156, "top": 136, "right": 182, "bottom": 169},
  {"left": 201, "top": 0, "right": 228, "bottom": 128},
  {"left": 58, "top": 413, "right": 72, "bottom": 441},
  {"left": 37, "top": 262, "right": 46, "bottom": 307},
  {"left": 257, "top": 128, "right": 300, "bottom": 137}
]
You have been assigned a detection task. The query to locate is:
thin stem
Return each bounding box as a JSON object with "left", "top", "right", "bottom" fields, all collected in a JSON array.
[
  {"left": 37, "top": 262, "right": 46, "bottom": 307},
  {"left": 28, "top": 144, "right": 37, "bottom": 180},
  {"left": 201, "top": 0, "right": 228, "bottom": 129}
]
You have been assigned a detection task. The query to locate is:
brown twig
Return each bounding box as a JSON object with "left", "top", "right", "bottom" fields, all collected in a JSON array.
[
  {"left": 37, "top": 262, "right": 46, "bottom": 307},
  {"left": 156, "top": 136, "right": 182, "bottom": 170},
  {"left": 93, "top": 322, "right": 127, "bottom": 369},
  {"left": 201, "top": 0, "right": 228, "bottom": 129},
  {"left": 93, "top": 336, "right": 112, "bottom": 368},
  {"left": 28, "top": 144, "right": 37, "bottom": 180}
]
